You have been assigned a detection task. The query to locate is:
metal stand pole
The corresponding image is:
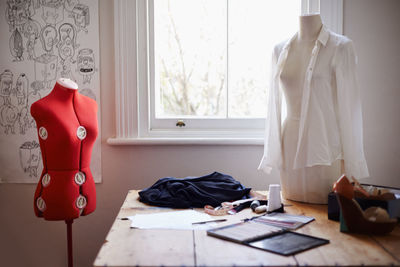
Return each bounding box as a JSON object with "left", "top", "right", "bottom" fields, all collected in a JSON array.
[{"left": 66, "top": 219, "right": 74, "bottom": 267}]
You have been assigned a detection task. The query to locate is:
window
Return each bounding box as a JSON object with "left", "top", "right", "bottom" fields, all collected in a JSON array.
[
  {"left": 109, "top": 0, "right": 343, "bottom": 145},
  {"left": 151, "top": 0, "right": 300, "bottom": 132}
]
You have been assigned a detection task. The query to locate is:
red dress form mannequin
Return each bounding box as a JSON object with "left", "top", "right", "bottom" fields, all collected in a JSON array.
[{"left": 31, "top": 79, "right": 98, "bottom": 220}]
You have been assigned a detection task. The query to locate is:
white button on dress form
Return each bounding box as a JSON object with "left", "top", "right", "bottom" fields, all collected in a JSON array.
[
  {"left": 36, "top": 197, "right": 46, "bottom": 212},
  {"left": 42, "top": 173, "right": 51, "bottom": 187},
  {"left": 76, "top": 126, "right": 87, "bottom": 140},
  {"left": 74, "top": 172, "right": 86, "bottom": 185},
  {"left": 76, "top": 195, "right": 87, "bottom": 209},
  {"left": 39, "top": 127, "right": 48, "bottom": 140}
]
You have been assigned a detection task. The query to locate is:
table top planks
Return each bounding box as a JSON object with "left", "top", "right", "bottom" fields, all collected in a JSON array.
[
  {"left": 287, "top": 201, "right": 398, "bottom": 266},
  {"left": 371, "top": 226, "right": 400, "bottom": 262},
  {"left": 93, "top": 190, "right": 400, "bottom": 267}
]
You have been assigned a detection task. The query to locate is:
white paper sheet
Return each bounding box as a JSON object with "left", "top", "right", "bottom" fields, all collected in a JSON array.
[{"left": 128, "top": 210, "right": 216, "bottom": 230}]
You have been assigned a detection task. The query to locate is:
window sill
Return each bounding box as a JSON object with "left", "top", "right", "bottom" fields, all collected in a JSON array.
[{"left": 107, "top": 137, "right": 263, "bottom": 146}]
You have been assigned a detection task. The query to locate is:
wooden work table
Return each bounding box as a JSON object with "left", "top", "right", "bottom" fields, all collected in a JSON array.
[{"left": 93, "top": 190, "right": 400, "bottom": 267}]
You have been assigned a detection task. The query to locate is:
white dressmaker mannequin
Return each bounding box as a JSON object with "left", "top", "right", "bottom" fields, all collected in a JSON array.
[{"left": 279, "top": 14, "right": 343, "bottom": 204}]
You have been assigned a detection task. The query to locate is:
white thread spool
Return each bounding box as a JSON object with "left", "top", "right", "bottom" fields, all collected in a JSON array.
[{"left": 267, "top": 184, "right": 281, "bottom": 212}]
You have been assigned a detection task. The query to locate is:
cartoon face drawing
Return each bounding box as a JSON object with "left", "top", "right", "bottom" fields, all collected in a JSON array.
[
  {"left": 0, "top": 70, "right": 14, "bottom": 104},
  {"left": 15, "top": 73, "right": 29, "bottom": 105},
  {"left": 5, "top": 0, "right": 33, "bottom": 30},
  {"left": 23, "top": 18, "right": 40, "bottom": 38},
  {"left": 0, "top": 103, "right": 18, "bottom": 134},
  {"left": 30, "top": 143, "right": 41, "bottom": 167},
  {"left": 13, "top": 3, "right": 28, "bottom": 25},
  {"left": 41, "top": 0, "right": 64, "bottom": 25},
  {"left": 30, "top": 80, "right": 44, "bottom": 93},
  {"left": 77, "top": 48, "right": 95, "bottom": 84},
  {"left": 18, "top": 106, "right": 29, "bottom": 134},
  {"left": 35, "top": 54, "right": 58, "bottom": 89},
  {"left": 58, "top": 23, "right": 76, "bottom": 62},
  {"left": 71, "top": 4, "right": 90, "bottom": 32},
  {"left": 27, "top": 82, "right": 42, "bottom": 129},
  {"left": 60, "top": 60, "right": 76, "bottom": 82},
  {"left": 23, "top": 19, "right": 40, "bottom": 60},
  {"left": 40, "top": 25, "right": 57, "bottom": 53},
  {"left": 64, "top": 0, "right": 79, "bottom": 12},
  {"left": 19, "top": 141, "right": 41, "bottom": 177},
  {"left": 10, "top": 28, "right": 24, "bottom": 61}
]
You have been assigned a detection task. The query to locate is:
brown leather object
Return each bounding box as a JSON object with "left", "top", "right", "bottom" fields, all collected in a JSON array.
[{"left": 336, "top": 194, "right": 397, "bottom": 235}]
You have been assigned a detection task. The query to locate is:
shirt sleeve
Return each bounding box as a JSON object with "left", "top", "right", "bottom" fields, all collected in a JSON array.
[
  {"left": 258, "top": 48, "right": 283, "bottom": 174},
  {"left": 335, "top": 40, "right": 369, "bottom": 179}
]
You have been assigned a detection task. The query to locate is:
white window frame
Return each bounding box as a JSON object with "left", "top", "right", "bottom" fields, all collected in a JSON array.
[{"left": 108, "top": 0, "right": 343, "bottom": 145}]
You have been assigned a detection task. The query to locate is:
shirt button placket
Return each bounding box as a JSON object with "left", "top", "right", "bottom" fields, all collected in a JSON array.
[
  {"left": 306, "top": 63, "right": 314, "bottom": 82},
  {"left": 307, "top": 47, "right": 319, "bottom": 82}
]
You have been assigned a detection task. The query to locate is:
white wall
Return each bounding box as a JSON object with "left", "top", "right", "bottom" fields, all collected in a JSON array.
[
  {"left": 343, "top": 0, "right": 400, "bottom": 187},
  {"left": 1, "top": 1, "right": 399, "bottom": 266}
]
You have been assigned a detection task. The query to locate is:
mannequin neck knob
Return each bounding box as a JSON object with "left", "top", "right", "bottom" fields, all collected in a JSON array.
[{"left": 57, "top": 78, "right": 78, "bottom": 90}]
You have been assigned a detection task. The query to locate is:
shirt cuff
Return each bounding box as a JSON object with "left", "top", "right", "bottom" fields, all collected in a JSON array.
[
  {"left": 346, "top": 160, "right": 370, "bottom": 179},
  {"left": 257, "top": 157, "right": 273, "bottom": 174}
]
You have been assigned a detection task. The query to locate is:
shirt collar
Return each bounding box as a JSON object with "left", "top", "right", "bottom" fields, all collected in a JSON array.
[
  {"left": 283, "top": 25, "right": 330, "bottom": 50},
  {"left": 317, "top": 26, "right": 329, "bottom": 46}
]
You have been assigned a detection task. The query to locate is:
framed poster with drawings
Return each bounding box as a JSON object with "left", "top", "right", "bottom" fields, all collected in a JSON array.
[{"left": 0, "top": 0, "right": 101, "bottom": 183}]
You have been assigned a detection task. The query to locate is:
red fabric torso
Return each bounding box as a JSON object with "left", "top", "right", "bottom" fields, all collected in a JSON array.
[{"left": 31, "top": 82, "right": 98, "bottom": 220}]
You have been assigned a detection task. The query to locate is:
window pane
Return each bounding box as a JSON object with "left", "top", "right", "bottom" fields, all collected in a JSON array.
[
  {"left": 154, "top": 0, "right": 227, "bottom": 118},
  {"left": 154, "top": 0, "right": 300, "bottom": 119},
  {"left": 228, "top": 0, "right": 300, "bottom": 118}
]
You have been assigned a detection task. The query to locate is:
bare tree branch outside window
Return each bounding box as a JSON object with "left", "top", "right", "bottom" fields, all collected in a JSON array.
[{"left": 154, "top": 0, "right": 300, "bottom": 119}]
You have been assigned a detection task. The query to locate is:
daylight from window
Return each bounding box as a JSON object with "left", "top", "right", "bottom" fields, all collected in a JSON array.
[{"left": 154, "top": 0, "right": 300, "bottom": 118}]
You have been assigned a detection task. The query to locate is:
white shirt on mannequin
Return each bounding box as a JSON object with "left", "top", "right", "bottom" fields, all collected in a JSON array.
[{"left": 258, "top": 15, "right": 369, "bottom": 181}]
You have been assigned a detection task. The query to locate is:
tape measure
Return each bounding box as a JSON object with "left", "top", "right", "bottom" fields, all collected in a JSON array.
[
  {"left": 204, "top": 198, "right": 257, "bottom": 216},
  {"left": 204, "top": 202, "right": 234, "bottom": 216}
]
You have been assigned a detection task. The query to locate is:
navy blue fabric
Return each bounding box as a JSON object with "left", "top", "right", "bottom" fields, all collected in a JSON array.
[{"left": 139, "top": 172, "right": 251, "bottom": 208}]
